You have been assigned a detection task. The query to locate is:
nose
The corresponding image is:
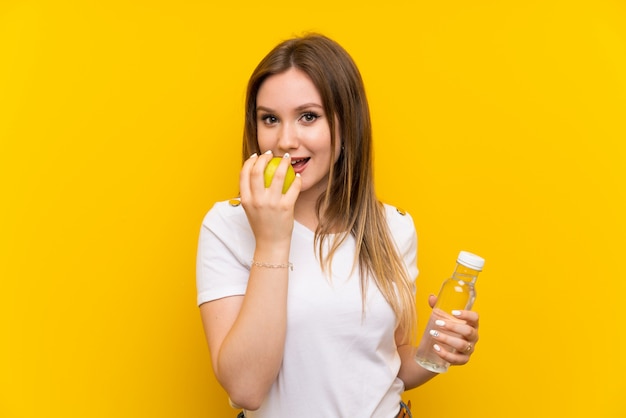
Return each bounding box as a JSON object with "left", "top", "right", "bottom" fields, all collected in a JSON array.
[{"left": 276, "top": 122, "right": 299, "bottom": 152}]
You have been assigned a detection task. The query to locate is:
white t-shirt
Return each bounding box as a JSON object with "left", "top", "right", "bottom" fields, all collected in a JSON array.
[{"left": 196, "top": 200, "right": 418, "bottom": 418}]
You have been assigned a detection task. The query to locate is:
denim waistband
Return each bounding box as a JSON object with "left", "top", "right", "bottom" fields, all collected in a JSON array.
[{"left": 396, "top": 400, "right": 413, "bottom": 418}]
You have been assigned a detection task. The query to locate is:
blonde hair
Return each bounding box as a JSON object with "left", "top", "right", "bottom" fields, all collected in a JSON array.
[{"left": 242, "top": 34, "right": 415, "bottom": 341}]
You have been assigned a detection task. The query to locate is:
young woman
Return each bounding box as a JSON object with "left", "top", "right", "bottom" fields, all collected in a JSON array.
[{"left": 196, "top": 33, "right": 480, "bottom": 417}]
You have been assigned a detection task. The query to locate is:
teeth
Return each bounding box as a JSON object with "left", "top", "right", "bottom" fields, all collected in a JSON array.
[{"left": 291, "top": 158, "right": 307, "bottom": 165}]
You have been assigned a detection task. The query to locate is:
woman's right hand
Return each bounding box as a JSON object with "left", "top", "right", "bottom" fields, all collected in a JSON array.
[{"left": 239, "top": 151, "right": 301, "bottom": 246}]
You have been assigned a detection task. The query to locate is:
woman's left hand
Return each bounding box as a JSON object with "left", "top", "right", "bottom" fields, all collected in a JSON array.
[{"left": 427, "top": 295, "right": 480, "bottom": 366}]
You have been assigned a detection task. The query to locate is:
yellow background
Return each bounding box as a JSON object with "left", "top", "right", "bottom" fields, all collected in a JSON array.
[{"left": 1, "top": 0, "right": 625, "bottom": 417}]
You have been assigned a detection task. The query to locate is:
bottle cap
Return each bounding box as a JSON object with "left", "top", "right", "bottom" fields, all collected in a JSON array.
[{"left": 457, "top": 251, "right": 485, "bottom": 271}]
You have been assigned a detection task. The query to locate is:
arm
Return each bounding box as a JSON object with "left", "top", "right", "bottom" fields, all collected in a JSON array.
[
  {"left": 200, "top": 265, "right": 288, "bottom": 410},
  {"left": 397, "top": 341, "right": 438, "bottom": 389},
  {"left": 199, "top": 153, "right": 301, "bottom": 410}
]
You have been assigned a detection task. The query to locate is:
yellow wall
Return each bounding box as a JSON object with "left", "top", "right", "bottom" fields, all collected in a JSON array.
[{"left": 1, "top": 1, "right": 624, "bottom": 417}]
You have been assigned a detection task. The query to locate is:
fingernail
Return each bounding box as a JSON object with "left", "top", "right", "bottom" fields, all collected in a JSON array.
[
  {"left": 433, "top": 344, "right": 441, "bottom": 352},
  {"left": 264, "top": 150, "right": 273, "bottom": 155},
  {"left": 283, "top": 152, "right": 290, "bottom": 158},
  {"left": 249, "top": 153, "right": 258, "bottom": 158},
  {"left": 452, "top": 310, "right": 462, "bottom": 316},
  {"left": 435, "top": 319, "right": 445, "bottom": 327},
  {"left": 429, "top": 330, "right": 439, "bottom": 337}
]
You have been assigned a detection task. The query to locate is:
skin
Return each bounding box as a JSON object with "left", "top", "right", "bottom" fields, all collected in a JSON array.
[{"left": 199, "top": 67, "right": 480, "bottom": 410}]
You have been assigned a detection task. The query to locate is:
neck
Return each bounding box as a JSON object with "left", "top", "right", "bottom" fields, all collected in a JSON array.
[
  {"left": 294, "top": 192, "right": 320, "bottom": 232},
  {"left": 294, "top": 179, "right": 329, "bottom": 232}
]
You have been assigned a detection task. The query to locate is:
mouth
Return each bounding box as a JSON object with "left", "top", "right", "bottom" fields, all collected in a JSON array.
[{"left": 290, "top": 157, "right": 310, "bottom": 173}]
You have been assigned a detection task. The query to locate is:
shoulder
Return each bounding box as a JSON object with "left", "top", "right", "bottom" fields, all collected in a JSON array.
[
  {"left": 201, "top": 198, "right": 250, "bottom": 232},
  {"left": 382, "top": 202, "right": 415, "bottom": 231},
  {"left": 382, "top": 202, "right": 417, "bottom": 245},
  {"left": 382, "top": 203, "right": 418, "bottom": 276}
]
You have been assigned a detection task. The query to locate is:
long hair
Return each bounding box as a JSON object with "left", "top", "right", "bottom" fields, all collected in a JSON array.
[{"left": 242, "top": 34, "right": 415, "bottom": 341}]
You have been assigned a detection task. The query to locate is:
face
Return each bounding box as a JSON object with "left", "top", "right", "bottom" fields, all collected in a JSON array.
[{"left": 256, "top": 67, "right": 341, "bottom": 199}]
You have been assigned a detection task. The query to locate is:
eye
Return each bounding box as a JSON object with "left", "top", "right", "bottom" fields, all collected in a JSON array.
[
  {"left": 300, "top": 112, "right": 320, "bottom": 123},
  {"left": 259, "top": 114, "right": 278, "bottom": 125}
]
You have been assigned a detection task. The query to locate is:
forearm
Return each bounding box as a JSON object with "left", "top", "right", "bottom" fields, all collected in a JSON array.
[
  {"left": 215, "top": 246, "right": 291, "bottom": 409},
  {"left": 397, "top": 344, "right": 438, "bottom": 390}
]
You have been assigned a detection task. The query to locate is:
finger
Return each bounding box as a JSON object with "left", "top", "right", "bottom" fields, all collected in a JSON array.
[
  {"left": 246, "top": 150, "right": 275, "bottom": 197},
  {"left": 432, "top": 343, "right": 471, "bottom": 366},
  {"left": 431, "top": 328, "right": 477, "bottom": 356},
  {"left": 428, "top": 294, "right": 437, "bottom": 309},
  {"left": 241, "top": 150, "right": 274, "bottom": 207},
  {"left": 267, "top": 153, "right": 293, "bottom": 194},
  {"left": 284, "top": 172, "right": 302, "bottom": 201},
  {"left": 452, "top": 309, "right": 480, "bottom": 328},
  {"left": 277, "top": 153, "right": 301, "bottom": 200},
  {"left": 256, "top": 149, "right": 275, "bottom": 181},
  {"left": 431, "top": 318, "right": 479, "bottom": 349},
  {"left": 239, "top": 152, "right": 259, "bottom": 199}
]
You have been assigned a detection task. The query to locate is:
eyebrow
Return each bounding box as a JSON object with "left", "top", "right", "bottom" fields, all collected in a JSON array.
[{"left": 256, "top": 103, "right": 324, "bottom": 113}]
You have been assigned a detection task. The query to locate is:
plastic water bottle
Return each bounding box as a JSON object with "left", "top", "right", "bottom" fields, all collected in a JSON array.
[{"left": 415, "top": 251, "right": 485, "bottom": 373}]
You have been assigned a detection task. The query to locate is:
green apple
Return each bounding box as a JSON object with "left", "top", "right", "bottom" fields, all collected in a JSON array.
[{"left": 264, "top": 157, "right": 296, "bottom": 194}]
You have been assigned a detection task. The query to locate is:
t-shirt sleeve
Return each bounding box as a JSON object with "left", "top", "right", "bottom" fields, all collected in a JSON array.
[
  {"left": 385, "top": 205, "right": 419, "bottom": 292},
  {"left": 401, "top": 214, "right": 418, "bottom": 293},
  {"left": 196, "top": 202, "right": 254, "bottom": 306}
]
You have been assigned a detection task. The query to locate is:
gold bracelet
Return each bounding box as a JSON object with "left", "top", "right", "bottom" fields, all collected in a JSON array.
[{"left": 251, "top": 259, "right": 293, "bottom": 271}]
